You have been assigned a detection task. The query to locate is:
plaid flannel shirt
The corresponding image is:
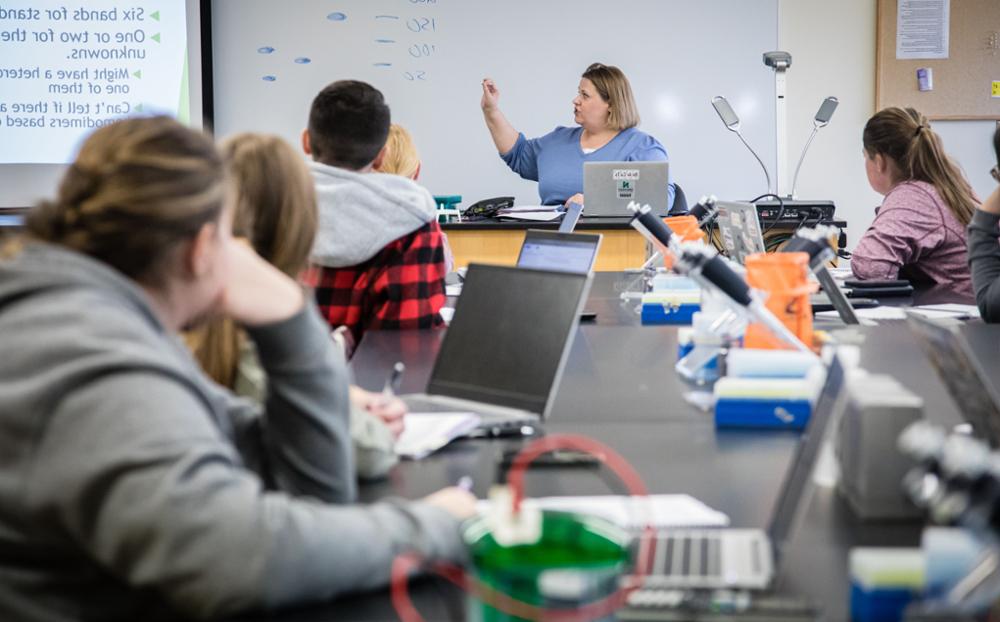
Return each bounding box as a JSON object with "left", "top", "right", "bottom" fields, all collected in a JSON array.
[{"left": 308, "top": 221, "right": 447, "bottom": 349}]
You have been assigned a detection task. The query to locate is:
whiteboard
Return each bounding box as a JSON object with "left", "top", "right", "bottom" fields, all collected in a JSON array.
[{"left": 211, "top": 0, "right": 778, "bottom": 208}]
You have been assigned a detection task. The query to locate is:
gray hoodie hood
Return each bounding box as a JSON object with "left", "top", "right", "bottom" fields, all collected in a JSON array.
[{"left": 309, "top": 161, "right": 437, "bottom": 267}]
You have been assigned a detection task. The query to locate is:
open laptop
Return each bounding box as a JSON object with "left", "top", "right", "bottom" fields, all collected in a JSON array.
[
  {"left": 583, "top": 161, "right": 669, "bottom": 217},
  {"left": 715, "top": 200, "right": 767, "bottom": 265},
  {"left": 642, "top": 354, "right": 845, "bottom": 589},
  {"left": 516, "top": 230, "right": 602, "bottom": 274},
  {"left": 402, "top": 264, "right": 592, "bottom": 436},
  {"left": 558, "top": 201, "right": 584, "bottom": 233},
  {"left": 905, "top": 313, "right": 1000, "bottom": 448}
]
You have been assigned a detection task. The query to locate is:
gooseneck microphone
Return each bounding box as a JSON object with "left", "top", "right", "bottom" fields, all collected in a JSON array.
[
  {"left": 790, "top": 96, "right": 838, "bottom": 199},
  {"left": 711, "top": 96, "right": 772, "bottom": 195}
]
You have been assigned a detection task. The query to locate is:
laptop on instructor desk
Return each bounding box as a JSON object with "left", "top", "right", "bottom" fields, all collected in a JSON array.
[
  {"left": 583, "top": 161, "right": 669, "bottom": 217},
  {"left": 642, "top": 354, "right": 845, "bottom": 590},
  {"left": 402, "top": 264, "right": 592, "bottom": 437}
]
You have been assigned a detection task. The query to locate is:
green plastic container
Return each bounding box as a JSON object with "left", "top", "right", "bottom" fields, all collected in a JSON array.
[{"left": 463, "top": 510, "right": 632, "bottom": 622}]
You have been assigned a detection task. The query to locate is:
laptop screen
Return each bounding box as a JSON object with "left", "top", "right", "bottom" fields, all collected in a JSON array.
[
  {"left": 906, "top": 313, "right": 1000, "bottom": 448},
  {"left": 715, "top": 201, "right": 766, "bottom": 265},
  {"left": 427, "top": 264, "right": 591, "bottom": 414},
  {"left": 768, "top": 355, "right": 845, "bottom": 560},
  {"left": 516, "top": 230, "right": 601, "bottom": 274}
]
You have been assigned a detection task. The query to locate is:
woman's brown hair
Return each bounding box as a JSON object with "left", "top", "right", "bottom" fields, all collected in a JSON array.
[
  {"left": 189, "top": 134, "right": 318, "bottom": 389},
  {"left": 581, "top": 63, "right": 640, "bottom": 131},
  {"left": 862, "top": 107, "right": 978, "bottom": 226},
  {"left": 26, "top": 116, "right": 226, "bottom": 285}
]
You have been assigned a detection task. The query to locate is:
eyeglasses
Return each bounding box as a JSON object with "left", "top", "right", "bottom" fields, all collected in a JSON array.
[{"left": 992, "top": 165, "right": 1000, "bottom": 183}]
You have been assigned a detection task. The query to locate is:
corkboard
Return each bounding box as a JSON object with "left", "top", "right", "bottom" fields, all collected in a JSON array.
[{"left": 877, "top": 0, "right": 1000, "bottom": 120}]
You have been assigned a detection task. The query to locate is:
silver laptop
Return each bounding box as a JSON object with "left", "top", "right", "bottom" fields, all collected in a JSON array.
[
  {"left": 715, "top": 201, "right": 767, "bottom": 265},
  {"left": 403, "top": 264, "right": 592, "bottom": 437},
  {"left": 905, "top": 312, "right": 1000, "bottom": 448},
  {"left": 516, "top": 230, "right": 602, "bottom": 274},
  {"left": 583, "top": 161, "right": 669, "bottom": 217},
  {"left": 643, "top": 354, "right": 845, "bottom": 589},
  {"left": 558, "top": 201, "right": 584, "bottom": 233}
]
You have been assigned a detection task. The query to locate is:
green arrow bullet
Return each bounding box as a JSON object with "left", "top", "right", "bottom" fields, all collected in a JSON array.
[
  {"left": 151, "top": 11, "right": 160, "bottom": 21},
  {"left": 133, "top": 70, "right": 142, "bottom": 78},
  {"left": 152, "top": 33, "right": 161, "bottom": 43}
]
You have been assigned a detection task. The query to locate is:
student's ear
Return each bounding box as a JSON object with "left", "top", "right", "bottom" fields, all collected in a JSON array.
[
  {"left": 413, "top": 162, "right": 421, "bottom": 181},
  {"left": 301, "top": 129, "right": 312, "bottom": 156},
  {"left": 187, "top": 221, "right": 220, "bottom": 280},
  {"left": 371, "top": 144, "right": 388, "bottom": 170},
  {"left": 874, "top": 153, "right": 890, "bottom": 175}
]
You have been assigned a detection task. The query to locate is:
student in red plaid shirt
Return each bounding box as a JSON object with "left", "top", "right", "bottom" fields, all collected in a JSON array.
[{"left": 301, "top": 81, "right": 447, "bottom": 352}]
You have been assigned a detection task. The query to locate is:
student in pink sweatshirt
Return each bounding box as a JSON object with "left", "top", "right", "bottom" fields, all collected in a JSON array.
[{"left": 852, "top": 107, "right": 980, "bottom": 299}]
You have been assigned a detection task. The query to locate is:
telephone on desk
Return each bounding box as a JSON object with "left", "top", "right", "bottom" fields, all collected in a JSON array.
[{"left": 461, "top": 196, "right": 515, "bottom": 221}]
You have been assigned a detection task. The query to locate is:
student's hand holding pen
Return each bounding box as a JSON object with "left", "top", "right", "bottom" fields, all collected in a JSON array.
[{"left": 348, "top": 362, "right": 407, "bottom": 439}]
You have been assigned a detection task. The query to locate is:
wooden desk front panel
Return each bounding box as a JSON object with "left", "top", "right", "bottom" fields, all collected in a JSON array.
[{"left": 445, "top": 228, "right": 647, "bottom": 271}]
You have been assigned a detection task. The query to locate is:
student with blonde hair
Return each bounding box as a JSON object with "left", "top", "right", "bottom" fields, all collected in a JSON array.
[
  {"left": 375, "top": 123, "right": 455, "bottom": 272},
  {"left": 0, "top": 116, "right": 474, "bottom": 621},
  {"left": 852, "top": 106, "right": 979, "bottom": 298},
  {"left": 377, "top": 123, "right": 421, "bottom": 180},
  {"left": 481, "top": 62, "right": 679, "bottom": 211},
  {"left": 188, "top": 132, "right": 402, "bottom": 478}
]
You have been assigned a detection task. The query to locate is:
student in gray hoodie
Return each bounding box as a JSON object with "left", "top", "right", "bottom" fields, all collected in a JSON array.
[
  {"left": 302, "top": 80, "right": 448, "bottom": 351},
  {"left": 967, "top": 126, "right": 1000, "bottom": 321},
  {"left": 0, "top": 116, "right": 475, "bottom": 621}
]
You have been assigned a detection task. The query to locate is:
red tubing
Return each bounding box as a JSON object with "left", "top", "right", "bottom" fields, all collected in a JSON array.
[{"left": 391, "top": 433, "right": 656, "bottom": 622}]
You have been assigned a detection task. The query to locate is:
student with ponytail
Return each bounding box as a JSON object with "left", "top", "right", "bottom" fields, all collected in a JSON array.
[
  {"left": 852, "top": 107, "right": 980, "bottom": 298},
  {"left": 966, "top": 126, "right": 1000, "bottom": 321},
  {"left": 0, "top": 117, "right": 474, "bottom": 621}
]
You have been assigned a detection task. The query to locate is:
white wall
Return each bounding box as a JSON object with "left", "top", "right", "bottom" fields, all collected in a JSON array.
[{"left": 779, "top": 0, "right": 998, "bottom": 249}]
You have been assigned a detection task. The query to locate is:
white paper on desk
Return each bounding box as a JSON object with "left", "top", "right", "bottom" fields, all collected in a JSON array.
[
  {"left": 498, "top": 211, "right": 563, "bottom": 222},
  {"left": 439, "top": 307, "right": 455, "bottom": 324},
  {"left": 909, "top": 303, "right": 980, "bottom": 320},
  {"left": 476, "top": 494, "right": 729, "bottom": 530},
  {"left": 445, "top": 284, "right": 463, "bottom": 297},
  {"left": 395, "top": 412, "right": 480, "bottom": 459},
  {"left": 817, "top": 306, "right": 907, "bottom": 321},
  {"left": 504, "top": 204, "right": 555, "bottom": 212}
]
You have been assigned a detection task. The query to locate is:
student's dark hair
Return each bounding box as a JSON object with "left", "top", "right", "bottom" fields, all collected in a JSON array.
[
  {"left": 307, "top": 80, "right": 391, "bottom": 170},
  {"left": 26, "top": 116, "right": 226, "bottom": 285},
  {"left": 863, "top": 107, "right": 978, "bottom": 227}
]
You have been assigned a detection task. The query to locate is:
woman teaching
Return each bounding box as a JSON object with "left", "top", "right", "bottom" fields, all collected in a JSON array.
[{"left": 481, "top": 62, "right": 677, "bottom": 211}]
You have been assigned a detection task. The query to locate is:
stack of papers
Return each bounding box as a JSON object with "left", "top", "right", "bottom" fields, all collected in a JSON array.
[
  {"left": 497, "top": 205, "right": 563, "bottom": 222},
  {"left": 476, "top": 494, "right": 729, "bottom": 530},
  {"left": 816, "top": 303, "right": 980, "bottom": 322},
  {"left": 394, "top": 412, "right": 480, "bottom": 459}
]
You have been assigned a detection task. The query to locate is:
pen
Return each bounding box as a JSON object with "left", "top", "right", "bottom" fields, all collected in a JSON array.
[{"left": 382, "top": 362, "right": 405, "bottom": 397}]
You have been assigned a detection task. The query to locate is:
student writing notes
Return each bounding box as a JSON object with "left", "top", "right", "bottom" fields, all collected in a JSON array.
[
  {"left": 0, "top": 117, "right": 474, "bottom": 621},
  {"left": 851, "top": 107, "right": 979, "bottom": 299},
  {"left": 481, "top": 62, "right": 677, "bottom": 210}
]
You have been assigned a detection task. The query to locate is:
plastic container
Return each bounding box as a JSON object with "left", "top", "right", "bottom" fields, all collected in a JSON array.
[
  {"left": 744, "top": 252, "right": 815, "bottom": 350},
  {"left": 662, "top": 215, "right": 705, "bottom": 269},
  {"left": 463, "top": 511, "right": 632, "bottom": 622}
]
